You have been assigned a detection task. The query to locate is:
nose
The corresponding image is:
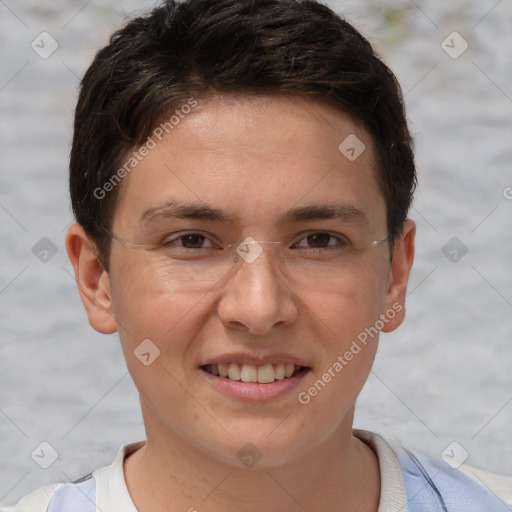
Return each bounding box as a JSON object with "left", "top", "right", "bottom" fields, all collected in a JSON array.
[{"left": 217, "top": 246, "right": 300, "bottom": 335}]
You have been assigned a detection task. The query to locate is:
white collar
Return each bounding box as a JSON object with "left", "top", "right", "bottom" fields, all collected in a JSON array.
[
  {"left": 354, "top": 429, "right": 408, "bottom": 512},
  {"left": 93, "top": 441, "right": 144, "bottom": 512},
  {"left": 92, "top": 432, "right": 407, "bottom": 512}
]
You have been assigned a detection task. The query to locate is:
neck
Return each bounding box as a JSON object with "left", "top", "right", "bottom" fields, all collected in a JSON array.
[{"left": 124, "top": 409, "right": 380, "bottom": 512}]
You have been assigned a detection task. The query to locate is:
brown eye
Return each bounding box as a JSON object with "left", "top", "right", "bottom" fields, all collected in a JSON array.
[
  {"left": 178, "top": 233, "right": 207, "bottom": 248},
  {"left": 306, "top": 233, "right": 332, "bottom": 248},
  {"left": 295, "top": 232, "right": 344, "bottom": 250},
  {"left": 161, "top": 232, "right": 214, "bottom": 250}
]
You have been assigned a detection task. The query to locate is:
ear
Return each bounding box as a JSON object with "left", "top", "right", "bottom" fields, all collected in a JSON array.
[
  {"left": 381, "top": 220, "right": 416, "bottom": 333},
  {"left": 65, "top": 223, "right": 117, "bottom": 334}
]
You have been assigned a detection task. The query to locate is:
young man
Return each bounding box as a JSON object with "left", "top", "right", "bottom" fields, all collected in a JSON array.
[{"left": 4, "top": 0, "right": 511, "bottom": 510}]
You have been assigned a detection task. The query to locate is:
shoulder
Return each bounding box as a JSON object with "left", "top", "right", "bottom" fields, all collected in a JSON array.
[
  {"left": 1, "top": 476, "right": 96, "bottom": 512},
  {"left": 394, "top": 444, "right": 512, "bottom": 510},
  {"left": 355, "top": 429, "right": 512, "bottom": 510},
  {"left": 1, "top": 443, "right": 143, "bottom": 512},
  {"left": 458, "top": 464, "right": 512, "bottom": 504},
  {"left": 0, "top": 483, "right": 62, "bottom": 512}
]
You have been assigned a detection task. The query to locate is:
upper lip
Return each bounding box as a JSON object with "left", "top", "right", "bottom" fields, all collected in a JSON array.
[{"left": 200, "top": 352, "right": 311, "bottom": 368}]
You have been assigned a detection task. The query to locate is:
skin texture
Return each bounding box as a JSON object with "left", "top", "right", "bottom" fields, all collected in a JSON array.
[{"left": 66, "top": 94, "right": 415, "bottom": 512}]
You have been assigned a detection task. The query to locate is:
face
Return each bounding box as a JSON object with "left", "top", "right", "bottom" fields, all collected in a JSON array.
[{"left": 69, "top": 94, "right": 414, "bottom": 468}]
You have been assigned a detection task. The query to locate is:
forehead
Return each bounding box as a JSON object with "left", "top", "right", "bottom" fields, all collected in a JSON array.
[{"left": 113, "top": 94, "right": 385, "bottom": 232}]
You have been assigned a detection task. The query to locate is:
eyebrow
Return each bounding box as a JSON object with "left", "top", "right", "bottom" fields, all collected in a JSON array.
[
  {"left": 275, "top": 204, "right": 370, "bottom": 228},
  {"left": 140, "top": 201, "right": 235, "bottom": 224},
  {"left": 140, "top": 201, "right": 371, "bottom": 228}
]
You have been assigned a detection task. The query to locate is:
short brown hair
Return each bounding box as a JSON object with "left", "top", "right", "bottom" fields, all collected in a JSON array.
[{"left": 70, "top": 0, "right": 416, "bottom": 268}]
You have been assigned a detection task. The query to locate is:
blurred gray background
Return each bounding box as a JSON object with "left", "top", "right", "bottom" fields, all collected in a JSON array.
[{"left": 1, "top": 0, "right": 511, "bottom": 505}]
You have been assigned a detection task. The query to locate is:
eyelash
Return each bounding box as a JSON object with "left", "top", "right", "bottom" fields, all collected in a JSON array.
[{"left": 160, "top": 231, "right": 350, "bottom": 252}]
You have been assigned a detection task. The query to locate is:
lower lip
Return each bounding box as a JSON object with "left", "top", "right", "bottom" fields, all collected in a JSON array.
[{"left": 199, "top": 368, "right": 311, "bottom": 401}]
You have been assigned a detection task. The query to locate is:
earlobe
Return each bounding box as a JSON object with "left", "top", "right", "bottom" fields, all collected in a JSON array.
[
  {"left": 65, "top": 223, "right": 118, "bottom": 334},
  {"left": 381, "top": 220, "right": 416, "bottom": 333}
]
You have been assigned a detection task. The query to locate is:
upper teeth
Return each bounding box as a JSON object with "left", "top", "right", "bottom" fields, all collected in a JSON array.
[{"left": 206, "top": 363, "right": 301, "bottom": 383}]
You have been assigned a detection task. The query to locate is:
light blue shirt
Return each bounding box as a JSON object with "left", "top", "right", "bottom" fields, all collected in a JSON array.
[{"left": 5, "top": 433, "right": 511, "bottom": 511}]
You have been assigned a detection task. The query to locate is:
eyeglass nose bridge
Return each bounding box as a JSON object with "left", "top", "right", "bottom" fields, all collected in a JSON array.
[{"left": 227, "top": 237, "right": 285, "bottom": 265}]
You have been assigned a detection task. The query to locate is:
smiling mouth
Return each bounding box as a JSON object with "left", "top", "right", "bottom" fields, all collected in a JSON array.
[{"left": 201, "top": 363, "right": 309, "bottom": 384}]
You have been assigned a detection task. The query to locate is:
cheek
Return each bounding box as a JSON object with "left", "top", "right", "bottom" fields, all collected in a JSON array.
[
  {"left": 297, "top": 260, "right": 388, "bottom": 393},
  {"left": 108, "top": 254, "right": 207, "bottom": 369},
  {"left": 299, "top": 259, "right": 390, "bottom": 330},
  {"left": 110, "top": 249, "right": 191, "bottom": 326},
  {"left": 109, "top": 269, "right": 205, "bottom": 414},
  {"left": 295, "top": 291, "right": 382, "bottom": 434}
]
